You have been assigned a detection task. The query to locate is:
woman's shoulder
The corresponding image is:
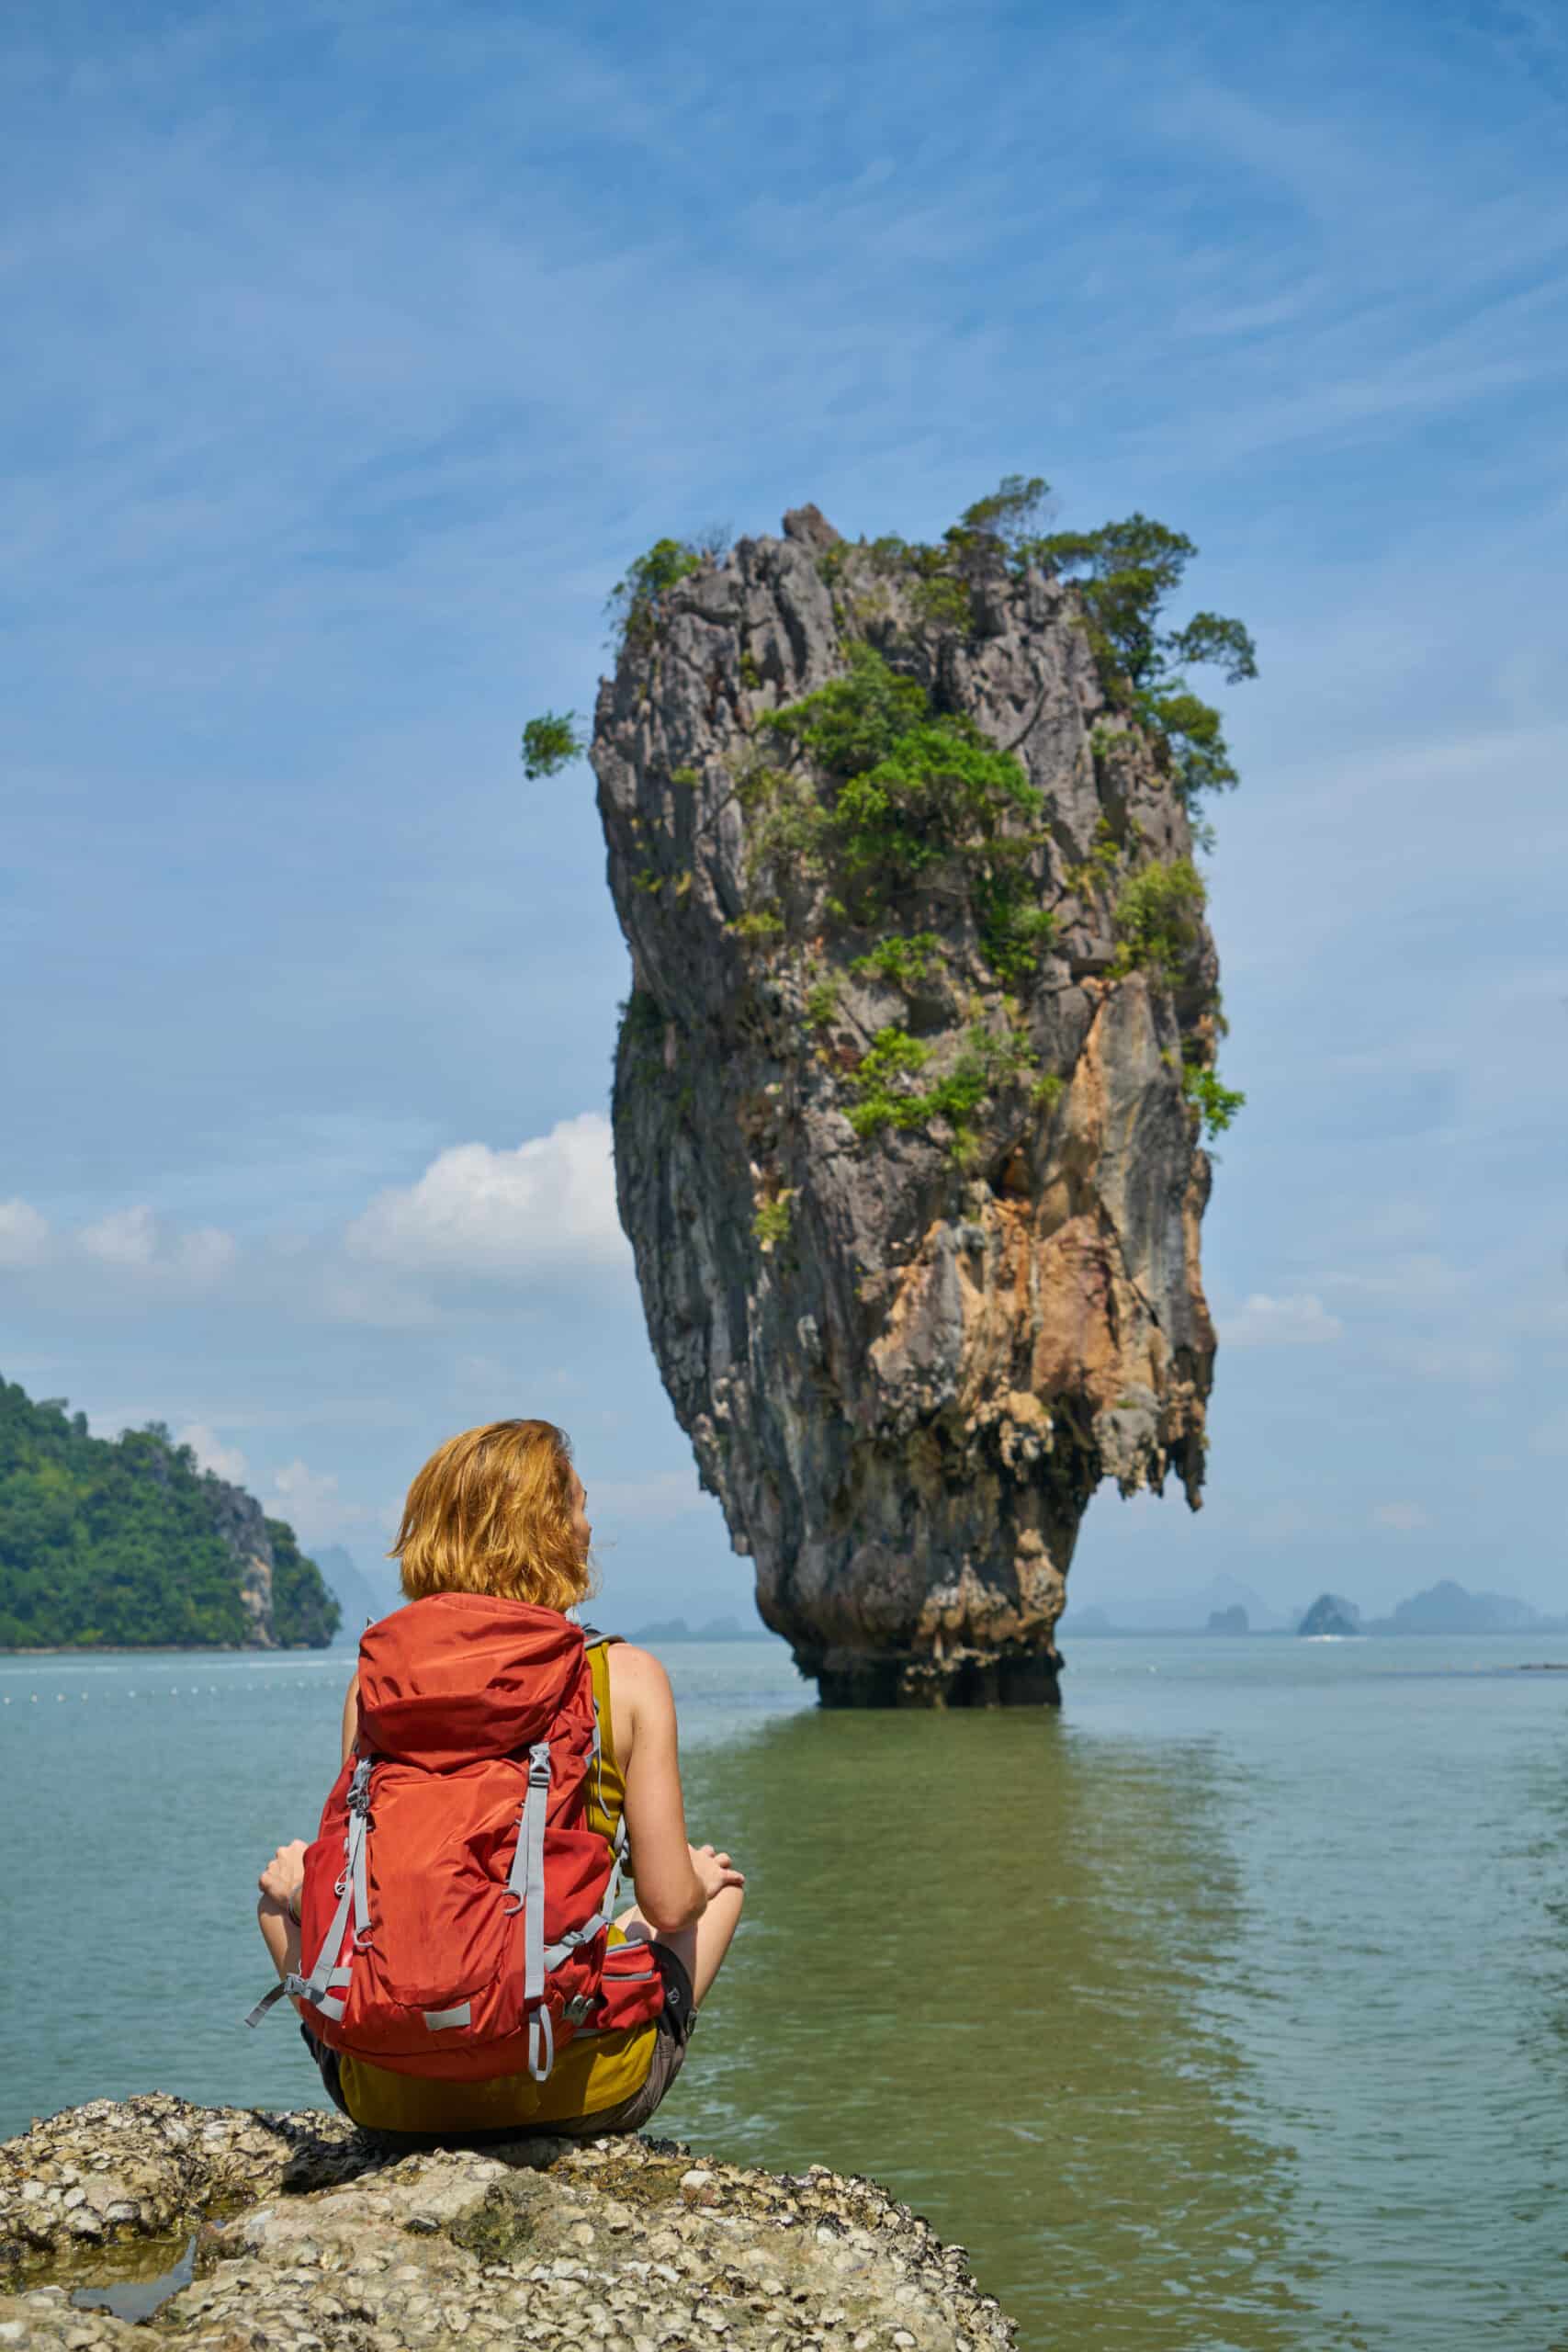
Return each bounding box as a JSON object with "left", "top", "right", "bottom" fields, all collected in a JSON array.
[
  {"left": 603, "top": 1641, "right": 677, "bottom": 1726},
  {"left": 604, "top": 1641, "right": 670, "bottom": 1693}
]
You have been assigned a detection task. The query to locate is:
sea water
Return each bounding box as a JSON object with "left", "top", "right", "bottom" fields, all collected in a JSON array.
[{"left": 3, "top": 1632, "right": 1564, "bottom": 2351}]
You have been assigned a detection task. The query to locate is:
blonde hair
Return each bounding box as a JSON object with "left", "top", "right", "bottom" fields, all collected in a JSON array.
[{"left": 391, "top": 1419, "right": 592, "bottom": 1613}]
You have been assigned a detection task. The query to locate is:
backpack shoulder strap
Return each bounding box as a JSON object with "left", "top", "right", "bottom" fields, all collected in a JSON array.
[{"left": 577, "top": 1625, "right": 622, "bottom": 1651}]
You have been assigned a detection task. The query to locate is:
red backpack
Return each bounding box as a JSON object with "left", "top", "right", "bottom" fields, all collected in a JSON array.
[{"left": 246, "top": 1594, "right": 664, "bottom": 2082}]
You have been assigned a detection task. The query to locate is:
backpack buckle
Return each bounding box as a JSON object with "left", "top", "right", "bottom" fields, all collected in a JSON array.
[{"left": 562, "top": 1992, "right": 594, "bottom": 2025}]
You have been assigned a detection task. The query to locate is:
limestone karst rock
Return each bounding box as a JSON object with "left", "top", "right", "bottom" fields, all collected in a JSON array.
[{"left": 593, "top": 504, "right": 1224, "bottom": 1705}]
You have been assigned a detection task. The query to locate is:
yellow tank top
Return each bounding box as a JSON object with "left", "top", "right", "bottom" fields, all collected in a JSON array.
[{"left": 334, "top": 1637, "right": 657, "bottom": 2132}]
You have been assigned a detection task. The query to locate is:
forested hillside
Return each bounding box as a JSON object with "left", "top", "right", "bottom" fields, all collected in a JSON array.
[{"left": 0, "top": 1377, "right": 339, "bottom": 1650}]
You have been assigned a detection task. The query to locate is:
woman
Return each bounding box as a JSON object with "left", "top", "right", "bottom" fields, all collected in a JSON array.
[{"left": 255, "top": 1418, "right": 745, "bottom": 2137}]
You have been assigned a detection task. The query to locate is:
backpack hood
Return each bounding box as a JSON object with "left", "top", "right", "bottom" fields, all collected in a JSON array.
[{"left": 356, "top": 1593, "right": 586, "bottom": 1768}]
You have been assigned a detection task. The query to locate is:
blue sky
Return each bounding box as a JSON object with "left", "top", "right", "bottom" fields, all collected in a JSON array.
[{"left": 4, "top": 0, "right": 1564, "bottom": 1627}]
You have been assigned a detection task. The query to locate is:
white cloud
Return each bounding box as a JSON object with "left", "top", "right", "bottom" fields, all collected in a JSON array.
[
  {"left": 1244, "top": 1499, "right": 1317, "bottom": 1544},
  {"left": 1371, "top": 1501, "right": 1430, "bottom": 1532},
  {"left": 265, "top": 1458, "right": 378, "bottom": 1541},
  {"left": 1383, "top": 1338, "right": 1514, "bottom": 1386},
  {"left": 1319, "top": 1255, "right": 1467, "bottom": 1305},
  {"left": 176, "top": 1422, "right": 250, "bottom": 1485},
  {"left": 1220, "top": 1293, "right": 1345, "bottom": 1347},
  {"left": 78, "top": 1204, "right": 157, "bottom": 1270},
  {"left": 76, "top": 1204, "right": 235, "bottom": 1284},
  {"left": 591, "top": 1469, "right": 714, "bottom": 1526},
  {"left": 0, "top": 1199, "right": 51, "bottom": 1270},
  {"left": 175, "top": 1226, "right": 239, "bottom": 1283},
  {"left": 346, "top": 1112, "right": 629, "bottom": 1280}
]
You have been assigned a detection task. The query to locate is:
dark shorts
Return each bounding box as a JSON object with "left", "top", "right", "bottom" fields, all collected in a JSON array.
[{"left": 302, "top": 1941, "right": 696, "bottom": 2143}]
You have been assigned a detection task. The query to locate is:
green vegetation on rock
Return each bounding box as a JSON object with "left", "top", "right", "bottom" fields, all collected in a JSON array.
[
  {"left": 817, "top": 477, "right": 1255, "bottom": 826},
  {"left": 1027, "top": 514, "right": 1256, "bottom": 820},
  {"left": 0, "top": 1376, "right": 340, "bottom": 1650},
  {"left": 1110, "top": 855, "right": 1208, "bottom": 985},
  {"left": 750, "top": 643, "right": 1056, "bottom": 989},
  {"left": 533, "top": 476, "right": 1253, "bottom": 1160},
  {"left": 751, "top": 1193, "right": 795, "bottom": 1251},
  {"left": 850, "top": 931, "right": 945, "bottom": 989},
  {"left": 1181, "top": 1062, "right": 1247, "bottom": 1138},
  {"left": 846, "top": 1015, "right": 1043, "bottom": 1162},
  {"left": 605, "top": 537, "right": 703, "bottom": 647},
  {"left": 521, "top": 710, "right": 587, "bottom": 780}
]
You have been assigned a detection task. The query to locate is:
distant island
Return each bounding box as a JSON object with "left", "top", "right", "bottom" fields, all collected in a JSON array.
[
  {"left": 1061, "top": 1577, "right": 1564, "bottom": 1639},
  {"left": 1377, "top": 1577, "right": 1540, "bottom": 1634},
  {"left": 0, "top": 1375, "right": 339, "bottom": 1650},
  {"left": 1298, "top": 1592, "right": 1360, "bottom": 1638},
  {"left": 626, "top": 1612, "right": 775, "bottom": 1645},
  {"left": 1300, "top": 1580, "right": 1562, "bottom": 1637}
]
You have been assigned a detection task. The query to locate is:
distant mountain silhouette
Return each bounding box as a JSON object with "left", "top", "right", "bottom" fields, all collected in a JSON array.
[
  {"left": 1376, "top": 1579, "right": 1540, "bottom": 1634},
  {"left": 1298, "top": 1593, "right": 1360, "bottom": 1637},
  {"left": 626, "top": 1611, "right": 773, "bottom": 1644},
  {"left": 312, "top": 1544, "right": 395, "bottom": 1641},
  {"left": 1060, "top": 1605, "right": 1116, "bottom": 1635},
  {"left": 1060, "top": 1575, "right": 1289, "bottom": 1634}
]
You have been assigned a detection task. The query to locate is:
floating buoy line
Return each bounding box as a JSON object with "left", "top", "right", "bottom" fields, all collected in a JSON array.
[{"left": 3, "top": 1678, "right": 336, "bottom": 1704}]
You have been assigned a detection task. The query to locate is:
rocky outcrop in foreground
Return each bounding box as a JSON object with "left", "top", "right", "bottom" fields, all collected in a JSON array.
[
  {"left": 0, "top": 2096, "right": 1013, "bottom": 2350},
  {"left": 595, "top": 505, "right": 1220, "bottom": 1704}
]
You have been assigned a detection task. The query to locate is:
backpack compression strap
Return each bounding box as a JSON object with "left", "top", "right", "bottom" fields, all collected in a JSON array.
[
  {"left": 243, "top": 1754, "right": 374, "bottom": 2029},
  {"left": 504, "top": 1737, "right": 555, "bottom": 2080},
  {"left": 500, "top": 1640, "right": 627, "bottom": 2083}
]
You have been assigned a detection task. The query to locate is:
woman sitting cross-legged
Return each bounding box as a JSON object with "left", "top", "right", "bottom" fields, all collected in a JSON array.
[{"left": 254, "top": 1418, "right": 745, "bottom": 2138}]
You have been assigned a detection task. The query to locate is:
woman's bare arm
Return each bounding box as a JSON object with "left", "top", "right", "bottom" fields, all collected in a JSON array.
[
  {"left": 254, "top": 1676, "right": 358, "bottom": 2006},
  {"left": 615, "top": 1645, "right": 743, "bottom": 1934}
]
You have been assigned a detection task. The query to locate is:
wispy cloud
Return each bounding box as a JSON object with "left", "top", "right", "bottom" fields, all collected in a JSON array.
[
  {"left": 1371, "top": 1501, "right": 1429, "bottom": 1533},
  {"left": 0, "top": 1200, "right": 236, "bottom": 1289},
  {"left": 176, "top": 1421, "right": 250, "bottom": 1485},
  {"left": 0, "top": 1202, "right": 50, "bottom": 1271},
  {"left": 264, "top": 1456, "right": 382, "bottom": 1542},
  {"left": 1220, "top": 1294, "right": 1344, "bottom": 1347}
]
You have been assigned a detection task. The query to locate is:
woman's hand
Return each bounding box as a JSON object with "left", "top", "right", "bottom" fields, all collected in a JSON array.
[
  {"left": 689, "top": 1842, "right": 745, "bottom": 1904},
  {"left": 258, "top": 1839, "right": 309, "bottom": 1918}
]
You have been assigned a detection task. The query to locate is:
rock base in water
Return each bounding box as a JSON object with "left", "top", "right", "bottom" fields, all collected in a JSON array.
[
  {"left": 0, "top": 2094, "right": 1015, "bottom": 2350},
  {"left": 813, "top": 1645, "right": 1062, "bottom": 1709}
]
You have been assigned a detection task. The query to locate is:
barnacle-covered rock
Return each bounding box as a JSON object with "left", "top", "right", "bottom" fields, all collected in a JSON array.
[{"left": 0, "top": 2095, "right": 1014, "bottom": 2349}]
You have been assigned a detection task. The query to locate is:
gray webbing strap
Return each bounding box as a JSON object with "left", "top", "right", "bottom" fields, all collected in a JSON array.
[
  {"left": 243, "top": 1980, "right": 289, "bottom": 2028},
  {"left": 255, "top": 1756, "right": 373, "bottom": 2027},
  {"left": 502, "top": 1740, "right": 554, "bottom": 2079},
  {"left": 349, "top": 1804, "right": 370, "bottom": 1942},
  {"left": 296, "top": 1871, "right": 352, "bottom": 2002},
  {"left": 523, "top": 1740, "right": 550, "bottom": 2007},
  {"left": 423, "top": 2001, "right": 472, "bottom": 2030}
]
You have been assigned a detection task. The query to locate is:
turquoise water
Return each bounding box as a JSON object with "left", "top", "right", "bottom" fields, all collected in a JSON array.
[{"left": 3, "top": 1633, "right": 1565, "bottom": 2349}]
